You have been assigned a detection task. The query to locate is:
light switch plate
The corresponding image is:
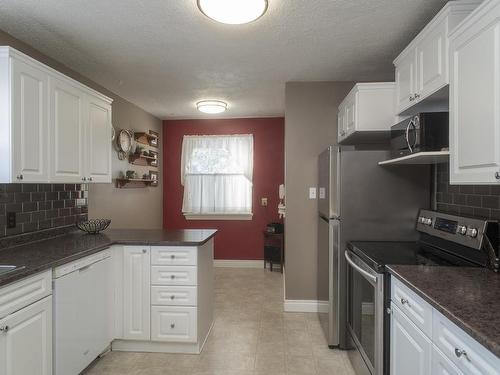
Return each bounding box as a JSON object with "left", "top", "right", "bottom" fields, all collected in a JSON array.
[
  {"left": 261, "top": 197, "right": 268, "bottom": 207},
  {"left": 309, "top": 187, "right": 317, "bottom": 199}
]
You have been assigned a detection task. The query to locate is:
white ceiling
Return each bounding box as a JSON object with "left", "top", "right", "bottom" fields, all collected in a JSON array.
[{"left": 0, "top": 0, "right": 448, "bottom": 119}]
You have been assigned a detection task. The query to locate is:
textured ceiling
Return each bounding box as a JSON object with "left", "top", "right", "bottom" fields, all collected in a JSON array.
[{"left": 0, "top": 0, "right": 448, "bottom": 119}]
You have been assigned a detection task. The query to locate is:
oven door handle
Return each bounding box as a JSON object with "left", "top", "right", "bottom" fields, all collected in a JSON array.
[
  {"left": 345, "top": 251, "right": 377, "bottom": 284},
  {"left": 405, "top": 118, "right": 416, "bottom": 153}
]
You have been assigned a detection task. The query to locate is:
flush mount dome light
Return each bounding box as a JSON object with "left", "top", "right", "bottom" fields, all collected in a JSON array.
[
  {"left": 197, "top": 100, "right": 228, "bottom": 114},
  {"left": 197, "top": 0, "right": 268, "bottom": 25}
]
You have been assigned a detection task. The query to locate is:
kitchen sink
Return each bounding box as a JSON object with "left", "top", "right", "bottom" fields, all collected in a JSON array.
[{"left": 0, "top": 265, "right": 24, "bottom": 276}]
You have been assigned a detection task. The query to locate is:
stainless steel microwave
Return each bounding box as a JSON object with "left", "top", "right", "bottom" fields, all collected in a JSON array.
[{"left": 390, "top": 112, "right": 449, "bottom": 158}]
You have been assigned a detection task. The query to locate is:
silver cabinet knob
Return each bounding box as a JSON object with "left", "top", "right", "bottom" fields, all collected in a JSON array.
[
  {"left": 0, "top": 325, "right": 9, "bottom": 333},
  {"left": 82, "top": 177, "right": 87, "bottom": 181},
  {"left": 171, "top": 254, "right": 175, "bottom": 260},
  {"left": 414, "top": 93, "right": 420, "bottom": 99},
  {"left": 409, "top": 95, "right": 415, "bottom": 102},
  {"left": 142, "top": 249, "right": 147, "bottom": 254},
  {"left": 400, "top": 298, "right": 409, "bottom": 306},
  {"left": 495, "top": 172, "right": 500, "bottom": 180},
  {"left": 455, "top": 348, "right": 470, "bottom": 361},
  {"left": 16, "top": 174, "right": 23, "bottom": 180},
  {"left": 170, "top": 323, "right": 175, "bottom": 329},
  {"left": 170, "top": 275, "right": 175, "bottom": 279},
  {"left": 88, "top": 177, "right": 93, "bottom": 182},
  {"left": 170, "top": 295, "right": 175, "bottom": 300}
]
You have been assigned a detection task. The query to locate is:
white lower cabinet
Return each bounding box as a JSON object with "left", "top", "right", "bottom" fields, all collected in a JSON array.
[
  {"left": 391, "top": 277, "right": 500, "bottom": 375},
  {"left": 0, "top": 295, "right": 52, "bottom": 375},
  {"left": 123, "top": 246, "right": 151, "bottom": 341},
  {"left": 432, "top": 345, "right": 464, "bottom": 375},
  {"left": 151, "top": 306, "right": 197, "bottom": 343},
  {"left": 390, "top": 303, "right": 432, "bottom": 375}
]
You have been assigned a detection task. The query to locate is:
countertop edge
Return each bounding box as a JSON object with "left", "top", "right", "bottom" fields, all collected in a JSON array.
[{"left": 386, "top": 265, "right": 500, "bottom": 358}]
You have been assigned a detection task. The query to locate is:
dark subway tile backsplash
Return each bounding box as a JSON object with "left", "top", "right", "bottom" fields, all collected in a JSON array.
[
  {"left": 435, "top": 163, "right": 500, "bottom": 220},
  {"left": 0, "top": 183, "right": 88, "bottom": 238}
]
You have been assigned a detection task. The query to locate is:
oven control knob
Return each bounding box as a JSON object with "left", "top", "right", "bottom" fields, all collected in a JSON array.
[
  {"left": 418, "top": 216, "right": 425, "bottom": 224},
  {"left": 424, "top": 217, "right": 433, "bottom": 226},
  {"left": 466, "top": 228, "right": 478, "bottom": 238},
  {"left": 457, "top": 225, "right": 467, "bottom": 235}
]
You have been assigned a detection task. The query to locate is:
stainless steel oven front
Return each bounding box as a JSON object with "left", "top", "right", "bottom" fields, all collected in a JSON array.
[{"left": 345, "top": 249, "right": 384, "bottom": 375}]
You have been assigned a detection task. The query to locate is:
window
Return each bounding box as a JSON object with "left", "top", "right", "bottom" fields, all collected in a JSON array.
[{"left": 181, "top": 134, "right": 253, "bottom": 219}]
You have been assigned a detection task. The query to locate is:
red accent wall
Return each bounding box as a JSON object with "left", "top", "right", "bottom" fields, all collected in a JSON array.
[{"left": 163, "top": 118, "right": 284, "bottom": 260}]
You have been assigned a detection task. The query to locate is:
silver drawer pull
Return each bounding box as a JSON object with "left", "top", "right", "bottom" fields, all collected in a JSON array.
[
  {"left": 170, "top": 295, "right": 175, "bottom": 300},
  {"left": 455, "top": 348, "right": 471, "bottom": 361},
  {"left": 142, "top": 249, "right": 147, "bottom": 254},
  {"left": 170, "top": 323, "right": 175, "bottom": 329},
  {"left": 0, "top": 325, "right": 9, "bottom": 333},
  {"left": 170, "top": 275, "right": 175, "bottom": 279},
  {"left": 171, "top": 255, "right": 175, "bottom": 259},
  {"left": 400, "top": 298, "right": 410, "bottom": 306}
]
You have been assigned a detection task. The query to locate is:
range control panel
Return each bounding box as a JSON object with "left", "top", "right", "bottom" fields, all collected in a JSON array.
[{"left": 416, "top": 209, "right": 489, "bottom": 250}]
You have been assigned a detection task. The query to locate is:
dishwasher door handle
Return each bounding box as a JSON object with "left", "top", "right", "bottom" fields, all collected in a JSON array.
[{"left": 345, "top": 251, "right": 377, "bottom": 284}]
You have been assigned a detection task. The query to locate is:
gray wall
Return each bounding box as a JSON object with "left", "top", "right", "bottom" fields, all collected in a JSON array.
[
  {"left": 0, "top": 29, "right": 163, "bottom": 229},
  {"left": 284, "top": 82, "right": 354, "bottom": 300}
]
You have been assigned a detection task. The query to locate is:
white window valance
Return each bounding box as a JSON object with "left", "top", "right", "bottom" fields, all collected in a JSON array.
[{"left": 181, "top": 134, "right": 254, "bottom": 216}]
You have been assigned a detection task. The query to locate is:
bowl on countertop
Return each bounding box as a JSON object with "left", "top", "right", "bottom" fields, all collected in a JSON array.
[{"left": 76, "top": 219, "right": 111, "bottom": 234}]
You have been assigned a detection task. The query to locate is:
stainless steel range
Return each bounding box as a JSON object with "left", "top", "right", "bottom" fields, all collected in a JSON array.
[{"left": 346, "top": 209, "right": 499, "bottom": 375}]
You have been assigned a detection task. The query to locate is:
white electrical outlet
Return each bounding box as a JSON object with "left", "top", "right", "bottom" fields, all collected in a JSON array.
[{"left": 309, "top": 187, "right": 317, "bottom": 199}]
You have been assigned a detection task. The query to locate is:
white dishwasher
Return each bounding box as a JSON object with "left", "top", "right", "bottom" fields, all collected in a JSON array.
[{"left": 53, "top": 249, "right": 113, "bottom": 375}]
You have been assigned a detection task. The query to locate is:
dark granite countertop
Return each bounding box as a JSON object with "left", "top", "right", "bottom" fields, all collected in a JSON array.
[
  {"left": 0, "top": 229, "right": 217, "bottom": 287},
  {"left": 387, "top": 265, "right": 500, "bottom": 358}
]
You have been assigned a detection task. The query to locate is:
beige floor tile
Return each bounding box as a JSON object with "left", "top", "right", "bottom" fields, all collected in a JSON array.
[
  {"left": 254, "top": 352, "right": 286, "bottom": 372},
  {"left": 286, "top": 355, "right": 317, "bottom": 375}
]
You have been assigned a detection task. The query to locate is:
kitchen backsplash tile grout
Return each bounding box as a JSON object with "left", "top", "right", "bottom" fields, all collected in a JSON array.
[
  {"left": 0, "top": 183, "right": 88, "bottom": 238},
  {"left": 434, "top": 163, "right": 500, "bottom": 221}
]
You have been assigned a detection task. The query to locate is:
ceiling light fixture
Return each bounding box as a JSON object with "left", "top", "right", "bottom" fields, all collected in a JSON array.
[
  {"left": 197, "top": 0, "right": 268, "bottom": 25},
  {"left": 196, "top": 100, "right": 228, "bottom": 114}
]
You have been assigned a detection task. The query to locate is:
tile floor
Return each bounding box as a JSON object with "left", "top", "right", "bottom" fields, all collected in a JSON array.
[{"left": 84, "top": 268, "right": 355, "bottom": 375}]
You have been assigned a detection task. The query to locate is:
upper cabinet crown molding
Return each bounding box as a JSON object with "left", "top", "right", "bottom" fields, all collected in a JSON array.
[
  {"left": 393, "top": 1, "right": 482, "bottom": 115},
  {"left": 449, "top": 0, "right": 500, "bottom": 184},
  {"left": 337, "top": 82, "right": 396, "bottom": 145},
  {"left": 0, "top": 46, "right": 113, "bottom": 184}
]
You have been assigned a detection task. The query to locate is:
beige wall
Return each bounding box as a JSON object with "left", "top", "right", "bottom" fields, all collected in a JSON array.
[
  {"left": 0, "top": 29, "right": 163, "bottom": 229},
  {"left": 284, "top": 81, "right": 354, "bottom": 300}
]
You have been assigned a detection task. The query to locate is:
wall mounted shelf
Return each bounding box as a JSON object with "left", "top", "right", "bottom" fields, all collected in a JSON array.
[
  {"left": 115, "top": 178, "right": 156, "bottom": 189},
  {"left": 378, "top": 151, "right": 450, "bottom": 165},
  {"left": 134, "top": 132, "right": 158, "bottom": 147},
  {"left": 128, "top": 153, "right": 158, "bottom": 167}
]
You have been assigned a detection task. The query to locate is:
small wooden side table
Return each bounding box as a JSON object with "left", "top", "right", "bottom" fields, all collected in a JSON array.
[{"left": 263, "top": 231, "right": 284, "bottom": 273}]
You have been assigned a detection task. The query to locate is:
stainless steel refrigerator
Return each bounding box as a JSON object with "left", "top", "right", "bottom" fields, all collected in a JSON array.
[{"left": 317, "top": 146, "right": 430, "bottom": 349}]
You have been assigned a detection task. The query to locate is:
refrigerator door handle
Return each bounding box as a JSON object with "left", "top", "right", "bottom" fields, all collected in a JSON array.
[{"left": 345, "top": 250, "right": 377, "bottom": 284}]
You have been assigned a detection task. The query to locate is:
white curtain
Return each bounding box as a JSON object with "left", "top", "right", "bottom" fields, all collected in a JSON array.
[{"left": 181, "top": 135, "right": 253, "bottom": 214}]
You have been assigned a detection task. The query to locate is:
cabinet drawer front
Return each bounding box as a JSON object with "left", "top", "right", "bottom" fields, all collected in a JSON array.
[
  {"left": 151, "top": 286, "right": 197, "bottom": 306},
  {"left": 432, "top": 345, "right": 464, "bottom": 375},
  {"left": 151, "top": 266, "right": 197, "bottom": 286},
  {"left": 433, "top": 310, "right": 500, "bottom": 375},
  {"left": 151, "top": 247, "right": 197, "bottom": 266},
  {"left": 391, "top": 277, "right": 433, "bottom": 337},
  {"left": 0, "top": 270, "right": 52, "bottom": 319},
  {"left": 151, "top": 306, "right": 197, "bottom": 343}
]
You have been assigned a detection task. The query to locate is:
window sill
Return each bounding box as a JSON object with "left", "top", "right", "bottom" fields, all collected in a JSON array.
[{"left": 183, "top": 213, "right": 253, "bottom": 221}]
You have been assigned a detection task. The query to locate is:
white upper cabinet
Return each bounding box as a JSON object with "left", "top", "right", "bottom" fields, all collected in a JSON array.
[
  {"left": 337, "top": 83, "right": 395, "bottom": 145},
  {"left": 85, "top": 95, "right": 112, "bottom": 183},
  {"left": 394, "top": 1, "right": 481, "bottom": 115},
  {"left": 49, "top": 76, "right": 86, "bottom": 183},
  {"left": 0, "top": 46, "right": 113, "bottom": 184},
  {"left": 450, "top": 0, "right": 500, "bottom": 184}
]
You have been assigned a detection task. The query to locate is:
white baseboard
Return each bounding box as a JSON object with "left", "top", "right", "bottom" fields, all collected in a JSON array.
[
  {"left": 213, "top": 259, "right": 265, "bottom": 268},
  {"left": 283, "top": 299, "right": 329, "bottom": 313}
]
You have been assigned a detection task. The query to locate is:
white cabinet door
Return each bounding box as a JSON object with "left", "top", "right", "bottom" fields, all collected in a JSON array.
[
  {"left": 416, "top": 21, "right": 447, "bottom": 100},
  {"left": 344, "top": 96, "right": 356, "bottom": 137},
  {"left": 123, "top": 246, "right": 150, "bottom": 340},
  {"left": 48, "top": 75, "right": 85, "bottom": 183},
  {"left": 395, "top": 50, "right": 417, "bottom": 114},
  {"left": 85, "top": 95, "right": 112, "bottom": 183},
  {"left": 0, "top": 296, "right": 52, "bottom": 375},
  {"left": 10, "top": 57, "right": 48, "bottom": 182},
  {"left": 450, "top": 0, "right": 500, "bottom": 184},
  {"left": 390, "top": 303, "right": 432, "bottom": 375},
  {"left": 432, "top": 345, "right": 464, "bottom": 375},
  {"left": 337, "top": 106, "right": 346, "bottom": 142}
]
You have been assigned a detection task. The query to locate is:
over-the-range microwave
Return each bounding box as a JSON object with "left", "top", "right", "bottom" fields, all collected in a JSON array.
[{"left": 390, "top": 112, "right": 449, "bottom": 158}]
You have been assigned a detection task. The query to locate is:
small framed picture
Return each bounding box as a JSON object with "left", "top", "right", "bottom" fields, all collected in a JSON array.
[
  {"left": 149, "top": 130, "right": 159, "bottom": 147},
  {"left": 149, "top": 150, "right": 158, "bottom": 167},
  {"left": 149, "top": 170, "right": 159, "bottom": 187}
]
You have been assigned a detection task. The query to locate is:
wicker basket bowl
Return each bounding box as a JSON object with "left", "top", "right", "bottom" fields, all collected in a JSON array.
[{"left": 76, "top": 219, "right": 111, "bottom": 234}]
